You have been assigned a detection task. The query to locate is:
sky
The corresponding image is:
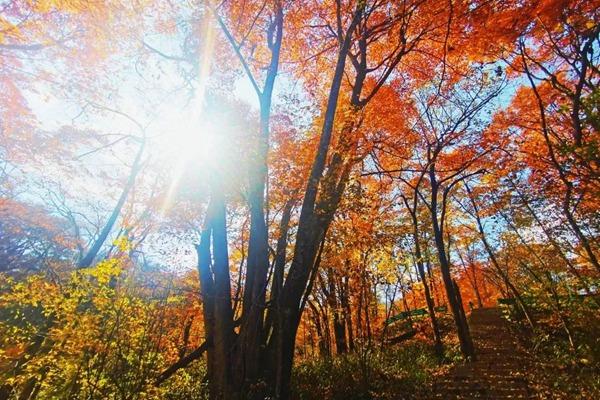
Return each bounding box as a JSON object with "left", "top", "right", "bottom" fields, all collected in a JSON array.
[{"left": 13, "top": 12, "right": 309, "bottom": 272}]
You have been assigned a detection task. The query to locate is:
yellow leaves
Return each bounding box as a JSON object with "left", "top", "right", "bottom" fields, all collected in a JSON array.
[
  {"left": 78, "top": 238, "right": 129, "bottom": 285},
  {"left": 377, "top": 256, "right": 400, "bottom": 282},
  {"left": 30, "top": 0, "right": 115, "bottom": 15},
  {"left": 412, "top": 281, "right": 424, "bottom": 292},
  {"left": 114, "top": 235, "right": 131, "bottom": 252},
  {"left": 0, "top": 250, "right": 205, "bottom": 399},
  {"left": 0, "top": 17, "right": 19, "bottom": 44}
]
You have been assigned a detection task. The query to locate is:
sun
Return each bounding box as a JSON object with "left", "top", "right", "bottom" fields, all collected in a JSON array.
[
  {"left": 150, "top": 101, "right": 220, "bottom": 216},
  {"left": 170, "top": 117, "right": 220, "bottom": 166}
]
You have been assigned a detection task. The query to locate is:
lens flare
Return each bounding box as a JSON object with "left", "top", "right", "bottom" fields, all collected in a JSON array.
[{"left": 159, "top": 13, "right": 216, "bottom": 216}]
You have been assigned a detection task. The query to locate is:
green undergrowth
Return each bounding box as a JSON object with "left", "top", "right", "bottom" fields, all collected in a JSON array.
[
  {"left": 291, "top": 339, "right": 451, "bottom": 400},
  {"left": 501, "top": 297, "right": 600, "bottom": 399},
  {"left": 158, "top": 360, "right": 209, "bottom": 400}
]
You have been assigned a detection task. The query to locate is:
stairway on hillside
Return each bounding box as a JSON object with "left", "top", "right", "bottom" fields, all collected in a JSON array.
[{"left": 433, "top": 307, "right": 534, "bottom": 399}]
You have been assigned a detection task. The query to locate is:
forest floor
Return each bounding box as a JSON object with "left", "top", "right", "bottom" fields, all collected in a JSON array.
[
  {"left": 433, "top": 307, "right": 536, "bottom": 399},
  {"left": 292, "top": 306, "right": 597, "bottom": 399}
]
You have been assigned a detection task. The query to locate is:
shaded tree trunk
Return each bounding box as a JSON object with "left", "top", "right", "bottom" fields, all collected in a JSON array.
[
  {"left": 341, "top": 275, "right": 354, "bottom": 351},
  {"left": 324, "top": 268, "right": 347, "bottom": 354},
  {"left": 428, "top": 167, "right": 475, "bottom": 360},
  {"left": 196, "top": 184, "right": 235, "bottom": 399},
  {"left": 235, "top": 6, "right": 284, "bottom": 390},
  {"left": 269, "top": 6, "right": 365, "bottom": 397},
  {"left": 308, "top": 301, "right": 330, "bottom": 357},
  {"left": 402, "top": 194, "right": 444, "bottom": 357}
]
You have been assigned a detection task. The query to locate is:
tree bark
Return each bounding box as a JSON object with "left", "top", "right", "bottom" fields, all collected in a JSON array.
[
  {"left": 236, "top": 6, "right": 284, "bottom": 390},
  {"left": 402, "top": 194, "right": 444, "bottom": 357},
  {"left": 326, "top": 269, "right": 347, "bottom": 354},
  {"left": 270, "top": 6, "right": 365, "bottom": 397},
  {"left": 428, "top": 167, "right": 475, "bottom": 360},
  {"left": 341, "top": 275, "right": 354, "bottom": 351},
  {"left": 196, "top": 185, "right": 235, "bottom": 399}
]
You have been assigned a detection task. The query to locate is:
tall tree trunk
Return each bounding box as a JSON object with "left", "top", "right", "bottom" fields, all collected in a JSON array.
[
  {"left": 341, "top": 275, "right": 354, "bottom": 351},
  {"left": 356, "top": 279, "right": 364, "bottom": 341},
  {"left": 236, "top": 7, "right": 284, "bottom": 389},
  {"left": 402, "top": 195, "right": 444, "bottom": 357},
  {"left": 270, "top": 6, "right": 365, "bottom": 397},
  {"left": 321, "top": 303, "right": 333, "bottom": 358},
  {"left": 212, "top": 188, "right": 235, "bottom": 398},
  {"left": 197, "top": 185, "right": 235, "bottom": 399},
  {"left": 427, "top": 261, "right": 441, "bottom": 307},
  {"left": 308, "top": 301, "right": 329, "bottom": 357},
  {"left": 211, "top": 5, "right": 284, "bottom": 393},
  {"left": 271, "top": 200, "right": 294, "bottom": 306},
  {"left": 327, "top": 270, "right": 347, "bottom": 354},
  {"left": 196, "top": 200, "right": 217, "bottom": 397},
  {"left": 264, "top": 200, "right": 294, "bottom": 340},
  {"left": 429, "top": 168, "right": 475, "bottom": 360},
  {"left": 363, "top": 267, "right": 373, "bottom": 347}
]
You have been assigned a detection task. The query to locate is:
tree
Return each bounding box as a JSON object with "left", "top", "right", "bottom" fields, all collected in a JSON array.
[{"left": 368, "top": 65, "right": 505, "bottom": 359}]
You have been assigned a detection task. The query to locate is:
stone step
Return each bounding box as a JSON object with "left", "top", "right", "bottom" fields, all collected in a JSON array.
[{"left": 432, "top": 307, "right": 535, "bottom": 399}]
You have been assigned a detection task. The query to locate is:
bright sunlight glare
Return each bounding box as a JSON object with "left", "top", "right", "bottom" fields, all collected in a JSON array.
[{"left": 157, "top": 12, "right": 217, "bottom": 216}]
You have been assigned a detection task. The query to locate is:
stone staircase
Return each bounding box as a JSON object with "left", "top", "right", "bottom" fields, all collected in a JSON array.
[{"left": 433, "top": 308, "right": 534, "bottom": 399}]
